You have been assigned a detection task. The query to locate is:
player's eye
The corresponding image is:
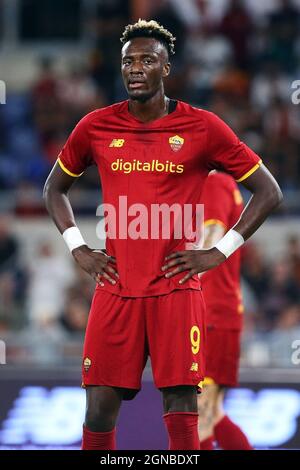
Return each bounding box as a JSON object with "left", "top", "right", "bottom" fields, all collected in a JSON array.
[
  {"left": 144, "top": 58, "right": 153, "bottom": 64},
  {"left": 123, "top": 59, "right": 131, "bottom": 66}
]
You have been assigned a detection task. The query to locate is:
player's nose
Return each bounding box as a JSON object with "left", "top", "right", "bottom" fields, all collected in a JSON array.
[{"left": 130, "top": 61, "right": 144, "bottom": 74}]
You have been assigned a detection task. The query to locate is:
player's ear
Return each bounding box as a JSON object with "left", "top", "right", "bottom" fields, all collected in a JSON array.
[{"left": 162, "top": 62, "right": 171, "bottom": 78}]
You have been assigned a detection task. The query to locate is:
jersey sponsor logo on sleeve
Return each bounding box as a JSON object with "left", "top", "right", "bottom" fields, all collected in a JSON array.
[
  {"left": 109, "top": 139, "right": 125, "bottom": 148},
  {"left": 169, "top": 135, "right": 184, "bottom": 152}
]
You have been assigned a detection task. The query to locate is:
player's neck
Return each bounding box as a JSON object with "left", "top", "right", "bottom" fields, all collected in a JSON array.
[{"left": 128, "top": 91, "right": 169, "bottom": 123}]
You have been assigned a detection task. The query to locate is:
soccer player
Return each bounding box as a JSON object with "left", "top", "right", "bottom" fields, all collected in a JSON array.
[
  {"left": 197, "top": 171, "right": 253, "bottom": 450},
  {"left": 43, "top": 20, "right": 282, "bottom": 450}
]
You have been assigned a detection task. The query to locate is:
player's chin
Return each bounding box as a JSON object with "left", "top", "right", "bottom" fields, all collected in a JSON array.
[{"left": 127, "top": 89, "right": 152, "bottom": 102}]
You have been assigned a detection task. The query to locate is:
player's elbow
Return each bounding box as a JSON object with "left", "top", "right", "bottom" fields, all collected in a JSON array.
[
  {"left": 43, "top": 178, "right": 57, "bottom": 209},
  {"left": 42, "top": 179, "right": 51, "bottom": 203}
]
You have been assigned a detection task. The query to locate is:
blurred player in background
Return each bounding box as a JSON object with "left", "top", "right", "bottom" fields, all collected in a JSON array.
[
  {"left": 198, "top": 171, "right": 252, "bottom": 450},
  {"left": 43, "top": 19, "right": 282, "bottom": 450}
]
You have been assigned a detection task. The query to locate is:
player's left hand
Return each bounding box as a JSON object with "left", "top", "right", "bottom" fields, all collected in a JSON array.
[{"left": 161, "top": 248, "right": 226, "bottom": 284}]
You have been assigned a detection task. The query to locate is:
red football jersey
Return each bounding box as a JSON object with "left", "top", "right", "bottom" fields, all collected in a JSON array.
[
  {"left": 200, "top": 172, "right": 244, "bottom": 330},
  {"left": 58, "top": 100, "right": 261, "bottom": 297}
]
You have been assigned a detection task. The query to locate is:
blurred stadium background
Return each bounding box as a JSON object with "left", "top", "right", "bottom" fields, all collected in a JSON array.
[{"left": 0, "top": 0, "right": 300, "bottom": 450}]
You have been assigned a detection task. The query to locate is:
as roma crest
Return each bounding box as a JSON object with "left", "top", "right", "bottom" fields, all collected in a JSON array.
[
  {"left": 169, "top": 135, "right": 184, "bottom": 152},
  {"left": 83, "top": 357, "right": 92, "bottom": 372}
]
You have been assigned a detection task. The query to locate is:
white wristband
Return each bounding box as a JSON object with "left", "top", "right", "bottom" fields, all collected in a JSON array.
[
  {"left": 215, "top": 229, "right": 244, "bottom": 258},
  {"left": 62, "top": 226, "right": 86, "bottom": 253}
]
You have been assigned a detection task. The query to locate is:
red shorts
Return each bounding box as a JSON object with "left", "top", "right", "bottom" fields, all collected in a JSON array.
[
  {"left": 82, "top": 288, "right": 206, "bottom": 399},
  {"left": 204, "top": 327, "right": 241, "bottom": 387}
]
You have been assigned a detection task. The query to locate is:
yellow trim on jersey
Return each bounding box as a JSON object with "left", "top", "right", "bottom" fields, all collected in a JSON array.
[
  {"left": 204, "top": 219, "right": 227, "bottom": 231},
  {"left": 236, "top": 160, "right": 262, "bottom": 183},
  {"left": 57, "top": 158, "right": 83, "bottom": 177},
  {"left": 198, "top": 377, "right": 216, "bottom": 389}
]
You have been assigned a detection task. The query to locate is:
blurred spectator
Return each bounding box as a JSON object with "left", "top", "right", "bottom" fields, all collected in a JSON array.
[
  {"left": 287, "top": 235, "right": 300, "bottom": 260},
  {"left": 261, "top": 259, "right": 299, "bottom": 329},
  {"left": 0, "top": 214, "right": 26, "bottom": 329},
  {"left": 241, "top": 237, "right": 300, "bottom": 334},
  {"left": 60, "top": 298, "right": 89, "bottom": 334},
  {"left": 14, "top": 181, "right": 46, "bottom": 217},
  {"left": 0, "top": 215, "right": 19, "bottom": 272},
  {"left": 59, "top": 265, "right": 94, "bottom": 333},
  {"left": 70, "top": 264, "right": 96, "bottom": 304},
  {"left": 263, "top": 99, "right": 300, "bottom": 142},
  {"left": 58, "top": 66, "right": 100, "bottom": 120},
  {"left": 0, "top": 271, "right": 20, "bottom": 332},
  {"left": 250, "top": 61, "right": 292, "bottom": 110},
  {"left": 32, "top": 57, "right": 58, "bottom": 106},
  {"left": 31, "top": 57, "right": 67, "bottom": 165},
  {"left": 152, "top": 0, "right": 187, "bottom": 59},
  {"left": 287, "top": 235, "right": 300, "bottom": 287},
  {"left": 185, "top": 26, "right": 233, "bottom": 103},
  {"left": 266, "top": 0, "right": 300, "bottom": 72},
  {"left": 218, "top": 0, "right": 253, "bottom": 69},
  {"left": 275, "top": 304, "right": 300, "bottom": 330},
  {"left": 27, "top": 242, "right": 75, "bottom": 329},
  {"left": 213, "top": 61, "right": 250, "bottom": 99},
  {"left": 89, "top": 0, "right": 129, "bottom": 102},
  {"left": 242, "top": 242, "right": 270, "bottom": 301},
  {"left": 32, "top": 60, "right": 104, "bottom": 167}
]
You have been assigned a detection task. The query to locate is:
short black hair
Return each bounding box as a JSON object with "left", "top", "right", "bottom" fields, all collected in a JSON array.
[{"left": 120, "top": 19, "right": 176, "bottom": 58}]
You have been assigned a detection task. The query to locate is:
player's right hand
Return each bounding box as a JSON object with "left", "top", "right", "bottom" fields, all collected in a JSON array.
[{"left": 72, "top": 245, "right": 118, "bottom": 286}]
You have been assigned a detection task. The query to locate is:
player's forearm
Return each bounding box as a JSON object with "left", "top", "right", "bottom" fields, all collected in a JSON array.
[
  {"left": 43, "top": 161, "right": 80, "bottom": 234},
  {"left": 43, "top": 184, "right": 76, "bottom": 234},
  {"left": 233, "top": 179, "right": 282, "bottom": 241}
]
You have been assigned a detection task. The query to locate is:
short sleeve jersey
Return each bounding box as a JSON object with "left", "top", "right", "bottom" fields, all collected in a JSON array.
[{"left": 58, "top": 100, "right": 261, "bottom": 297}]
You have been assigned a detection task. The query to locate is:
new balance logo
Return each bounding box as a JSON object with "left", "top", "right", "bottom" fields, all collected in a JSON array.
[{"left": 110, "top": 139, "right": 125, "bottom": 148}]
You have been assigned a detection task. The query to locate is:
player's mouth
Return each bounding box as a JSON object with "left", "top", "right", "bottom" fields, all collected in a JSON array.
[{"left": 128, "top": 80, "right": 146, "bottom": 89}]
